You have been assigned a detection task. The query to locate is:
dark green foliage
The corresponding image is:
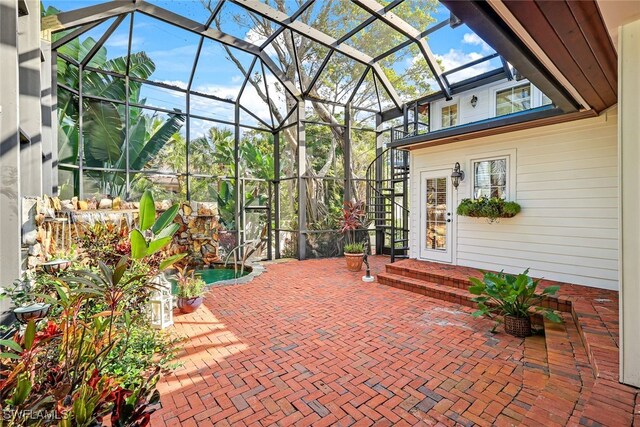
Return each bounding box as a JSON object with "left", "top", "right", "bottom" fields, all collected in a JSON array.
[
  {"left": 56, "top": 36, "right": 185, "bottom": 197},
  {"left": 468, "top": 269, "right": 562, "bottom": 324},
  {"left": 457, "top": 197, "right": 521, "bottom": 221},
  {"left": 110, "top": 368, "right": 162, "bottom": 427},
  {"left": 104, "top": 328, "right": 181, "bottom": 390},
  {"left": 344, "top": 242, "right": 365, "bottom": 254}
]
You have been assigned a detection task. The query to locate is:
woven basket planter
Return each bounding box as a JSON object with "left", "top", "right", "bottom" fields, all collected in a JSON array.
[{"left": 504, "top": 315, "right": 532, "bottom": 337}]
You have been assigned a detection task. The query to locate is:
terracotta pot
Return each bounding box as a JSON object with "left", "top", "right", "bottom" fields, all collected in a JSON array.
[
  {"left": 504, "top": 315, "right": 532, "bottom": 337},
  {"left": 344, "top": 252, "right": 364, "bottom": 272},
  {"left": 177, "top": 296, "right": 203, "bottom": 314}
]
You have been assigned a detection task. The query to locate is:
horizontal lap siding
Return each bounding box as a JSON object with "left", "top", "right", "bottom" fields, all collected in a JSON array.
[{"left": 409, "top": 108, "right": 618, "bottom": 290}]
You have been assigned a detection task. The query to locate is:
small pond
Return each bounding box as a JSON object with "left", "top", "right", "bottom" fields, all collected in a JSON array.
[
  {"left": 196, "top": 268, "right": 250, "bottom": 284},
  {"left": 170, "top": 265, "right": 252, "bottom": 293}
]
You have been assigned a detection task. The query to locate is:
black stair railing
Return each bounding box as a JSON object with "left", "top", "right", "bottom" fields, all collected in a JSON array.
[{"left": 365, "top": 143, "right": 410, "bottom": 263}]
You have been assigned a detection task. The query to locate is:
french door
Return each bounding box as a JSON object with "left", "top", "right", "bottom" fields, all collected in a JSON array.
[{"left": 419, "top": 170, "right": 453, "bottom": 263}]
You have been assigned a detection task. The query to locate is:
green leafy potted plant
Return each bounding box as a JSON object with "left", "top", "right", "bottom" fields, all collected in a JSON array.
[
  {"left": 468, "top": 269, "right": 561, "bottom": 337},
  {"left": 339, "top": 200, "right": 366, "bottom": 271},
  {"left": 174, "top": 265, "right": 206, "bottom": 314},
  {"left": 344, "top": 242, "right": 366, "bottom": 270}
]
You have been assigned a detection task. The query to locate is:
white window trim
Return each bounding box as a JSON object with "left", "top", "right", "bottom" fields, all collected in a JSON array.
[
  {"left": 466, "top": 149, "right": 517, "bottom": 201},
  {"left": 532, "top": 85, "right": 553, "bottom": 107},
  {"left": 440, "top": 99, "right": 460, "bottom": 129},
  {"left": 489, "top": 81, "right": 533, "bottom": 118}
]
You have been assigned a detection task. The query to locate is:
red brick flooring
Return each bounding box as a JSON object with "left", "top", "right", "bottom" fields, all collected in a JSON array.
[{"left": 152, "top": 257, "right": 637, "bottom": 426}]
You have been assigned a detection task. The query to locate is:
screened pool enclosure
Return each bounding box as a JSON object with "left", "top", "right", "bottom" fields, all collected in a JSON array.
[{"left": 44, "top": 0, "right": 514, "bottom": 260}]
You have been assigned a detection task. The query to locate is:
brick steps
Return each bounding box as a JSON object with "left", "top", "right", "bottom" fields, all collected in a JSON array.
[
  {"left": 377, "top": 271, "right": 476, "bottom": 309},
  {"left": 377, "top": 269, "right": 547, "bottom": 323},
  {"left": 520, "top": 313, "right": 592, "bottom": 426},
  {"left": 383, "top": 259, "right": 573, "bottom": 313},
  {"left": 385, "top": 262, "right": 473, "bottom": 290},
  {"left": 377, "top": 259, "right": 639, "bottom": 427},
  {"left": 381, "top": 265, "right": 599, "bottom": 425}
]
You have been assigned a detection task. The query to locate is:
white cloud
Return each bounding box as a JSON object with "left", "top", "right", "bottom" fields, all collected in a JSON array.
[
  {"left": 462, "top": 33, "right": 492, "bottom": 52},
  {"left": 436, "top": 49, "right": 491, "bottom": 82},
  {"left": 104, "top": 33, "right": 142, "bottom": 49},
  {"left": 245, "top": 28, "right": 277, "bottom": 55},
  {"left": 153, "top": 77, "right": 282, "bottom": 130}
]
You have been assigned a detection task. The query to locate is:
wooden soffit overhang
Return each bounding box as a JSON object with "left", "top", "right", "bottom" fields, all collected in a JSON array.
[{"left": 441, "top": 0, "right": 617, "bottom": 115}]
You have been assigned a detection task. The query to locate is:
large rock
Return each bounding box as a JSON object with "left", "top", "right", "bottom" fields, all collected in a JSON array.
[
  {"left": 28, "top": 242, "right": 41, "bottom": 256},
  {"left": 99, "top": 198, "right": 113, "bottom": 209}
]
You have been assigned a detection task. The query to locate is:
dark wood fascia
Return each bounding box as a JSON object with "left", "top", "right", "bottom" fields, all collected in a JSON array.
[{"left": 440, "top": 0, "right": 580, "bottom": 114}]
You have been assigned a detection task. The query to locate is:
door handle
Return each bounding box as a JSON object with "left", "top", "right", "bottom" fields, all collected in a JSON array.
[{"left": 447, "top": 219, "right": 451, "bottom": 223}]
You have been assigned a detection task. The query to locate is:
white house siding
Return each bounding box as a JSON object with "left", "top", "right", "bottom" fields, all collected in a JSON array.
[
  {"left": 430, "top": 78, "right": 550, "bottom": 132},
  {"left": 409, "top": 107, "right": 619, "bottom": 290}
]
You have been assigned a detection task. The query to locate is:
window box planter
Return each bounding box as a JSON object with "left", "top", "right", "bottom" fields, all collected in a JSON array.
[{"left": 457, "top": 197, "right": 521, "bottom": 222}]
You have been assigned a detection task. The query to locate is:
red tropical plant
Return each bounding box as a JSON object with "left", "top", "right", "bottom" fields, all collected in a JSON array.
[{"left": 339, "top": 200, "right": 366, "bottom": 245}]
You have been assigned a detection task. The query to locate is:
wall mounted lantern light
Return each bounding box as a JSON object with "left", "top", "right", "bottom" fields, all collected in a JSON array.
[
  {"left": 451, "top": 162, "right": 465, "bottom": 189},
  {"left": 470, "top": 95, "right": 478, "bottom": 108}
]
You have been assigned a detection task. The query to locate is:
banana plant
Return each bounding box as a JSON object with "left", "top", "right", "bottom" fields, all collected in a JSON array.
[
  {"left": 129, "top": 190, "right": 185, "bottom": 268},
  {"left": 55, "top": 33, "right": 185, "bottom": 197}
]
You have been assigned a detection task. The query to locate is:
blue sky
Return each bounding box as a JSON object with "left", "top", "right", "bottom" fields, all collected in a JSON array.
[{"left": 45, "top": 0, "right": 500, "bottom": 121}]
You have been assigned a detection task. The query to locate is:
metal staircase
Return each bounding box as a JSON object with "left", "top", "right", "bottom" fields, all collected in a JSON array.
[{"left": 365, "top": 130, "right": 410, "bottom": 262}]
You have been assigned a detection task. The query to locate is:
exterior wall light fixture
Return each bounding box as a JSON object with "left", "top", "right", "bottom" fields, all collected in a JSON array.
[{"left": 451, "top": 162, "right": 465, "bottom": 189}]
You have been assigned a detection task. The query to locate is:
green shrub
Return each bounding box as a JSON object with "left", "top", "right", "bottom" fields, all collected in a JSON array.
[
  {"left": 104, "top": 326, "right": 182, "bottom": 389},
  {"left": 344, "top": 242, "right": 365, "bottom": 254},
  {"left": 457, "top": 197, "right": 521, "bottom": 221},
  {"left": 469, "top": 269, "right": 561, "bottom": 322}
]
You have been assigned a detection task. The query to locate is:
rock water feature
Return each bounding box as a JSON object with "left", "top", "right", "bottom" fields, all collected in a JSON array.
[
  {"left": 171, "top": 202, "right": 221, "bottom": 266},
  {"left": 22, "top": 196, "right": 221, "bottom": 269}
]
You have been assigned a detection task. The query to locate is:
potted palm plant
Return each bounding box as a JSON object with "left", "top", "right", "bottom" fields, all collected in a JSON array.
[
  {"left": 469, "top": 269, "right": 561, "bottom": 337},
  {"left": 339, "top": 201, "right": 366, "bottom": 271},
  {"left": 174, "top": 266, "right": 206, "bottom": 314}
]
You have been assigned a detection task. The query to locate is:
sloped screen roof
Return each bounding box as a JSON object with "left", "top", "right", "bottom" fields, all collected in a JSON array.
[{"left": 44, "top": 0, "right": 511, "bottom": 127}]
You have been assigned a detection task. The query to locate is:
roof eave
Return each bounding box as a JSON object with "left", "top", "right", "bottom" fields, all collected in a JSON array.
[{"left": 390, "top": 106, "right": 598, "bottom": 150}]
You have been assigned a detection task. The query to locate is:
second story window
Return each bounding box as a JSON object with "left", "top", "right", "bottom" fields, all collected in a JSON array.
[
  {"left": 441, "top": 104, "right": 458, "bottom": 128},
  {"left": 496, "top": 84, "right": 531, "bottom": 116}
]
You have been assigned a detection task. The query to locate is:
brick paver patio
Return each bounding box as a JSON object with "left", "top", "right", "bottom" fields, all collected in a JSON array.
[{"left": 152, "top": 257, "right": 636, "bottom": 426}]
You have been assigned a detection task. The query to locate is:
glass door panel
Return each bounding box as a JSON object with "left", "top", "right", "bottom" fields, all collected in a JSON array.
[{"left": 420, "top": 171, "right": 452, "bottom": 262}]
